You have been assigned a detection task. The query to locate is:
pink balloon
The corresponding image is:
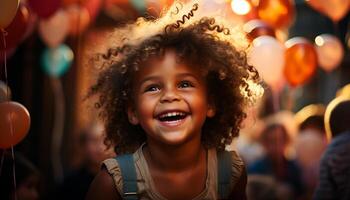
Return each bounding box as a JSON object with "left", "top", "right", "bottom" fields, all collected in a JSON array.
[
  {"left": 0, "top": 4, "right": 30, "bottom": 49},
  {"left": 38, "top": 9, "right": 69, "bottom": 48},
  {"left": 28, "top": 0, "right": 61, "bottom": 19},
  {"left": 248, "top": 36, "right": 285, "bottom": 88},
  {"left": 315, "top": 34, "right": 344, "bottom": 72}
]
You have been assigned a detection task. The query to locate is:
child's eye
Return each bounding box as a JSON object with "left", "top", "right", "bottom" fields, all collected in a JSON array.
[
  {"left": 179, "top": 81, "right": 194, "bottom": 88},
  {"left": 144, "top": 85, "right": 160, "bottom": 92}
]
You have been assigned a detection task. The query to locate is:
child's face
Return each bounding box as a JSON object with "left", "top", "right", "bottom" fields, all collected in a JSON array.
[{"left": 128, "top": 49, "right": 215, "bottom": 146}]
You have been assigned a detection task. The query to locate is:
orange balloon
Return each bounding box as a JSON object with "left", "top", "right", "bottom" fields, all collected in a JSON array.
[
  {"left": 145, "top": 0, "right": 174, "bottom": 17},
  {"left": 66, "top": 5, "right": 91, "bottom": 36},
  {"left": 284, "top": 37, "right": 318, "bottom": 87},
  {"left": 0, "top": 4, "right": 30, "bottom": 49},
  {"left": 244, "top": 19, "right": 276, "bottom": 41},
  {"left": 257, "top": 0, "right": 295, "bottom": 29},
  {"left": 306, "top": 0, "right": 350, "bottom": 22},
  {"left": 0, "top": 101, "right": 31, "bottom": 149}
]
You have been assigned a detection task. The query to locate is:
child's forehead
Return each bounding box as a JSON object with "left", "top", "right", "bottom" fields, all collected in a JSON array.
[{"left": 136, "top": 49, "right": 204, "bottom": 75}]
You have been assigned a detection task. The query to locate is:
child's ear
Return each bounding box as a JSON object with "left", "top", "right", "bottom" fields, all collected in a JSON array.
[
  {"left": 127, "top": 106, "right": 139, "bottom": 125},
  {"left": 207, "top": 104, "right": 216, "bottom": 118}
]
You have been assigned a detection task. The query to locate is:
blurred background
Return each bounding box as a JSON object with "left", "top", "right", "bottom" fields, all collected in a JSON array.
[{"left": 0, "top": 0, "right": 349, "bottom": 199}]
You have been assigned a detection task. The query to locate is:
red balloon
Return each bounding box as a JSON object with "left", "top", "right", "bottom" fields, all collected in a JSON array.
[
  {"left": 63, "top": 0, "right": 88, "bottom": 6},
  {"left": 28, "top": 0, "right": 61, "bottom": 18},
  {"left": 244, "top": 19, "right": 276, "bottom": 41},
  {"left": 0, "top": 4, "right": 30, "bottom": 49},
  {"left": 0, "top": 101, "right": 31, "bottom": 149},
  {"left": 84, "top": 0, "right": 102, "bottom": 22},
  {"left": 284, "top": 37, "right": 318, "bottom": 87}
]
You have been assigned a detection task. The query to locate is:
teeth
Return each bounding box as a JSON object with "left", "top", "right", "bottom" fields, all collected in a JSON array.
[{"left": 159, "top": 112, "right": 186, "bottom": 119}]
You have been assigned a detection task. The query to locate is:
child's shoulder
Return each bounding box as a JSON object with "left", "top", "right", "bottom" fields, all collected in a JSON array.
[
  {"left": 85, "top": 164, "right": 121, "bottom": 200},
  {"left": 214, "top": 148, "right": 245, "bottom": 183},
  {"left": 102, "top": 157, "right": 126, "bottom": 196}
]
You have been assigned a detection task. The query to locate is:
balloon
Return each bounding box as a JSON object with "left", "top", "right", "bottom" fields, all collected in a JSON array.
[
  {"left": 244, "top": 19, "right": 276, "bottom": 41},
  {"left": 256, "top": 0, "right": 295, "bottom": 29},
  {"left": 306, "top": 0, "right": 350, "bottom": 22},
  {"left": 22, "top": 7, "right": 38, "bottom": 41},
  {"left": 0, "top": 4, "right": 30, "bottom": 49},
  {"left": 84, "top": 0, "right": 102, "bottom": 22},
  {"left": 0, "top": 0, "right": 20, "bottom": 29},
  {"left": 38, "top": 10, "right": 69, "bottom": 48},
  {"left": 145, "top": 0, "right": 174, "bottom": 17},
  {"left": 248, "top": 36, "right": 285, "bottom": 87},
  {"left": 0, "top": 81, "right": 11, "bottom": 103},
  {"left": 63, "top": 0, "right": 88, "bottom": 6},
  {"left": 66, "top": 5, "right": 91, "bottom": 36},
  {"left": 28, "top": 0, "right": 61, "bottom": 19},
  {"left": 104, "top": 0, "right": 140, "bottom": 19},
  {"left": 284, "top": 37, "right": 318, "bottom": 87},
  {"left": 0, "top": 101, "right": 31, "bottom": 149},
  {"left": 41, "top": 44, "right": 74, "bottom": 77},
  {"left": 130, "top": 0, "right": 147, "bottom": 14},
  {"left": 314, "top": 34, "right": 344, "bottom": 72}
]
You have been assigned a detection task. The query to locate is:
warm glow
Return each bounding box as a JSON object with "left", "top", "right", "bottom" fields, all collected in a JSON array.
[
  {"left": 213, "top": 0, "right": 227, "bottom": 4},
  {"left": 231, "top": 0, "right": 251, "bottom": 15},
  {"left": 315, "top": 36, "right": 325, "bottom": 46}
]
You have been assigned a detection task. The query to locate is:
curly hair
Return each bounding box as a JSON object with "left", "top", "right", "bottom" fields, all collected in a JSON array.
[{"left": 87, "top": 2, "right": 263, "bottom": 154}]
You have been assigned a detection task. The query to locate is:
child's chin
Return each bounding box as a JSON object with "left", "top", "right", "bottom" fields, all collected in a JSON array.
[{"left": 159, "top": 131, "right": 192, "bottom": 146}]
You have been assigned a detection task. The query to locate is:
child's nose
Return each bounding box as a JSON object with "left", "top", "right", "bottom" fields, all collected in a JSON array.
[{"left": 160, "top": 87, "right": 181, "bottom": 103}]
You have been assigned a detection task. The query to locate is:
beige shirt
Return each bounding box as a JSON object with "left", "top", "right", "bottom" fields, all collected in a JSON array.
[{"left": 103, "top": 145, "right": 244, "bottom": 200}]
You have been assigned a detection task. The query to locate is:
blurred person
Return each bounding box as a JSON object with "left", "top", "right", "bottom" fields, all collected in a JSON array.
[
  {"left": 57, "top": 123, "right": 115, "bottom": 200},
  {"left": 248, "top": 123, "right": 305, "bottom": 199},
  {"left": 295, "top": 104, "right": 327, "bottom": 139},
  {"left": 314, "top": 98, "right": 350, "bottom": 200},
  {"left": 228, "top": 100, "right": 266, "bottom": 165},
  {"left": 247, "top": 175, "right": 294, "bottom": 200},
  {"left": 0, "top": 151, "right": 40, "bottom": 200},
  {"left": 294, "top": 104, "right": 327, "bottom": 199}
]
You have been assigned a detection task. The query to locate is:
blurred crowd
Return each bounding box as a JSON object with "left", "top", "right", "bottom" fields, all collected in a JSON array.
[{"left": 227, "top": 86, "right": 350, "bottom": 200}]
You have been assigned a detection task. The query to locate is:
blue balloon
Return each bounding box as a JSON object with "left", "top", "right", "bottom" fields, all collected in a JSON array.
[
  {"left": 130, "top": 0, "right": 146, "bottom": 14},
  {"left": 41, "top": 44, "right": 74, "bottom": 77}
]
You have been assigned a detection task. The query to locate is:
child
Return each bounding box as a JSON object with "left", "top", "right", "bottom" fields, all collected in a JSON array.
[{"left": 86, "top": 1, "right": 263, "bottom": 199}]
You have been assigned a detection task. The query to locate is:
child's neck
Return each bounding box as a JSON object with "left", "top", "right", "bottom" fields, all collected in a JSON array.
[{"left": 144, "top": 138, "right": 205, "bottom": 172}]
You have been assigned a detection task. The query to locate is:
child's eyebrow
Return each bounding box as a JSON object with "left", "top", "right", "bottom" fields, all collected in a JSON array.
[
  {"left": 139, "top": 76, "right": 160, "bottom": 86},
  {"left": 176, "top": 73, "right": 200, "bottom": 81},
  {"left": 139, "top": 73, "right": 200, "bottom": 86}
]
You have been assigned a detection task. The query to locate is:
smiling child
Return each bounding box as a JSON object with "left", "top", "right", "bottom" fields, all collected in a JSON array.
[{"left": 86, "top": 1, "right": 263, "bottom": 199}]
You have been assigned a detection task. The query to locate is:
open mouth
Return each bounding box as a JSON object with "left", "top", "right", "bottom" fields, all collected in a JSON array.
[{"left": 157, "top": 111, "right": 188, "bottom": 122}]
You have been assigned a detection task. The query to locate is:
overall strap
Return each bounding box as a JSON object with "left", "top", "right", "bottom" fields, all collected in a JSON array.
[
  {"left": 115, "top": 154, "right": 138, "bottom": 200},
  {"left": 217, "top": 150, "right": 232, "bottom": 200}
]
